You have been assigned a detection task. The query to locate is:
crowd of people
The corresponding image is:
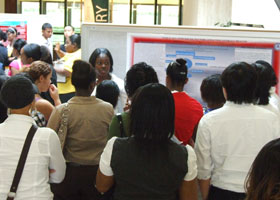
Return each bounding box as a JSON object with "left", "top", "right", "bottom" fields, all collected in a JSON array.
[{"left": 0, "top": 22, "right": 280, "bottom": 200}]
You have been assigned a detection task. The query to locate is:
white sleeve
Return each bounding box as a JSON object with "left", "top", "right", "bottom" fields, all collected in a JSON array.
[
  {"left": 99, "top": 137, "right": 117, "bottom": 176},
  {"left": 48, "top": 130, "right": 66, "bottom": 183},
  {"left": 183, "top": 145, "right": 197, "bottom": 181},
  {"left": 194, "top": 119, "right": 212, "bottom": 180}
]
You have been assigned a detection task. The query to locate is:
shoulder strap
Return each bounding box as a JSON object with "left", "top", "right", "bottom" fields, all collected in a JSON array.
[
  {"left": 7, "top": 124, "right": 38, "bottom": 200},
  {"left": 116, "top": 113, "right": 125, "bottom": 138}
]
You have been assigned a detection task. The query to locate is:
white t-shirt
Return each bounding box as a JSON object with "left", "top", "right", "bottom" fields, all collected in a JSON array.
[
  {"left": 195, "top": 101, "right": 280, "bottom": 193},
  {"left": 0, "top": 114, "right": 66, "bottom": 199},
  {"left": 99, "top": 137, "right": 197, "bottom": 181}
]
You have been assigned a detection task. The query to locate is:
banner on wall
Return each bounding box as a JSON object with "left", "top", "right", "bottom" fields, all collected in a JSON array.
[
  {"left": 91, "top": 0, "right": 109, "bottom": 23},
  {"left": 0, "top": 21, "right": 27, "bottom": 42}
]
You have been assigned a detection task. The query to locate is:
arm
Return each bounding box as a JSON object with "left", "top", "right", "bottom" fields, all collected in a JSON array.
[
  {"left": 179, "top": 179, "right": 198, "bottom": 200},
  {"left": 194, "top": 120, "right": 213, "bottom": 200},
  {"left": 47, "top": 106, "right": 62, "bottom": 132},
  {"left": 54, "top": 65, "right": 71, "bottom": 77},
  {"left": 48, "top": 130, "right": 66, "bottom": 183},
  {"left": 35, "top": 98, "right": 55, "bottom": 121},
  {"left": 108, "top": 115, "right": 122, "bottom": 139},
  {"left": 96, "top": 137, "right": 117, "bottom": 192},
  {"left": 96, "top": 169, "right": 114, "bottom": 193},
  {"left": 54, "top": 43, "right": 66, "bottom": 59},
  {"left": 198, "top": 179, "right": 211, "bottom": 200},
  {"left": 49, "top": 84, "right": 61, "bottom": 106}
]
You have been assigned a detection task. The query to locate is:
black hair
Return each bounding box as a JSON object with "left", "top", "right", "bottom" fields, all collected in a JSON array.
[
  {"left": 89, "top": 48, "right": 114, "bottom": 73},
  {"left": 96, "top": 80, "right": 120, "bottom": 108},
  {"left": 252, "top": 63, "right": 275, "bottom": 105},
  {"left": 130, "top": 83, "right": 174, "bottom": 147},
  {"left": 166, "top": 58, "right": 188, "bottom": 87},
  {"left": 40, "top": 45, "right": 53, "bottom": 65},
  {"left": 42, "top": 23, "right": 52, "bottom": 30},
  {"left": 0, "top": 75, "right": 9, "bottom": 123},
  {"left": 69, "top": 34, "right": 81, "bottom": 49},
  {"left": 255, "top": 60, "right": 278, "bottom": 87},
  {"left": 0, "top": 29, "right": 7, "bottom": 42},
  {"left": 125, "top": 62, "right": 159, "bottom": 98},
  {"left": 200, "top": 74, "right": 225, "bottom": 106},
  {"left": 23, "top": 43, "right": 42, "bottom": 61},
  {"left": 13, "top": 39, "right": 27, "bottom": 55},
  {"left": 245, "top": 138, "right": 280, "bottom": 200},
  {"left": 7, "top": 27, "right": 18, "bottom": 35},
  {"left": 71, "top": 60, "right": 96, "bottom": 90},
  {"left": 221, "top": 62, "right": 257, "bottom": 104}
]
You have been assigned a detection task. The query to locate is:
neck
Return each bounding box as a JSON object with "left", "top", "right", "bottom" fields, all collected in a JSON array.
[
  {"left": 207, "top": 103, "right": 224, "bottom": 110},
  {"left": 75, "top": 89, "right": 91, "bottom": 97},
  {"left": 10, "top": 108, "right": 30, "bottom": 116},
  {"left": 170, "top": 85, "right": 184, "bottom": 92},
  {"left": 97, "top": 74, "right": 111, "bottom": 85}
]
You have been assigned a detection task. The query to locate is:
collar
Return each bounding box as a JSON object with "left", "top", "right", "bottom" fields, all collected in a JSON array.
[
  {"left": 224, "top": 101, "right": 254, "bottom": 107},
  {"left": 68, "top": 96, "right": 97, "bottom": 104},
  {"left": 6, "top": 114, "right": 35, "bottom": 124}
]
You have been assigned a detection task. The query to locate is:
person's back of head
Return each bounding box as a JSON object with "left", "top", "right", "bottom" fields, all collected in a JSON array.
[
  {"left": 125, "top": 62, "right": 159, "bottom": 98},
  {"left": 130, "top": 83, "right": 174, "bottom": 148},
  {"left": 166, "top": 58, "right": 188, "bottom": 89},
  {"left": 96, "top": 80, "right": 120, "bottom": 108},
  {"left": 27, "top": 61, "right": 51, "bottom": 83},
  {"left": 200, "top": 74, "right": 225, "bottom": 109},
  {"left": 40, "top": 45, "right": 53, "bottom": 65},
  {"left": 71, "top": 60, "right": 96, "bottom": 91},
  {"left": 245, "top": 138, "right": 280, "bottom": 200},
  {"left": 252, "top": 62, "right": 276, "bottom": 105},
  {"left": 0, "top": 29, "right": 7, "bottom": 42},
  {"left": 0, "top": 75, "right": 9, "bottom": 123},
  {"left": 13, "top": 39, "right": 27, "bottom": 56},
  {"left": 22, "top": 43, "right": 42, "bottom": 64},
  {"left": 221, "top": 62, "right": 257, "bottom": 104},
  {"left": 255, "top": 60, "right": 278, "bottom": 87}
]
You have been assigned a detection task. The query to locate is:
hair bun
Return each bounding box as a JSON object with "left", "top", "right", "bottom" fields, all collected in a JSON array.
[{"left": 176, "top": 58, "right": 187, "bottom": 67}]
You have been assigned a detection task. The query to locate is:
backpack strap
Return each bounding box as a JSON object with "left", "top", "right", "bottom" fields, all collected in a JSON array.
[
  {"left": 116, "top": 113, "right": 125, "bottom": 138},
  {"left": 7, "top": 124, "right": 38, "bottom": 200}
]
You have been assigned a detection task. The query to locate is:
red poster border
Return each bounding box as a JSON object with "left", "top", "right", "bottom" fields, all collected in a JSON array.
[{"left": 131, "top": 37, "right": 280, "bottom": 93}]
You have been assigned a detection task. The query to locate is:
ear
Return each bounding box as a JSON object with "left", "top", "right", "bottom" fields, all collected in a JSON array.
[
  {"left": 39, "top": 75, "right": 44, "bottom": 82},
  {"left": 89, "top": 81, "right": 96, "bottom": 92},
  {"left": 222, "top": 87, "right": 227, "bottom": 100},
  {"left": 27, "top": 57, "right": 33, "bottom": 64},
  {"left": 185, "top": 78, "right": 189, "bottom": 85},
  {"left": 165, "top": 76, "right": 171, "bottom": 89}
]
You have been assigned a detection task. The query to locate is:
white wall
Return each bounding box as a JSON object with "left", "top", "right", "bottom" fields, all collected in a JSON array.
[
  {"left": 232, "top": 0, "right": 280, "bottom": 29},
  {"left": 183, "top": 0, "right": 232, "bottom": 26}
]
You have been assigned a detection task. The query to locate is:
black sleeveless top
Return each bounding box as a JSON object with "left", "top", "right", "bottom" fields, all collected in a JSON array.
[{"left": 111, "top": 137, "right": 188, "bottom": 200}]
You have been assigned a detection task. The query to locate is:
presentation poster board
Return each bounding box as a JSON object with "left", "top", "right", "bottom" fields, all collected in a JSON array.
[
  {"left": 0, "top": 21, "right": 27, "bottom": 41},
  {"left": 132, "top": 37, "right": 280, "bottom": 105},
  {"left": 81, "top": 23, "right": 280, "bottom": 105}
]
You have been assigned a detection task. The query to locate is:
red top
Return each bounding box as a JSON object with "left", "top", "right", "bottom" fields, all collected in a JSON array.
[{"left": 173, "top": 92, "right": 203, "bottom": 145}]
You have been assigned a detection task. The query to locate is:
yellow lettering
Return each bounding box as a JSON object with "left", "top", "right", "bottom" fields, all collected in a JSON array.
[{"left": 96, "top": 14, "right": 108, "bottom": 22}]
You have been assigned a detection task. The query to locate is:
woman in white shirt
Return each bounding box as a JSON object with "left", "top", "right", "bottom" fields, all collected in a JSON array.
[
  {"left": 0, "top": 74, "right": 65, "bottom": 199},
  {"left": 89, "top": 48, "right": 127, "bottom": 113}
]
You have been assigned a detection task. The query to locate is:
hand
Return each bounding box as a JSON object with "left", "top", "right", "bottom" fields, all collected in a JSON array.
[
  {"left": 49, "top": 84, "right": 61, "bottom": 106},
  {"left": 123, "top": 98, "right": 131, "bottom": 112},
  {"left": 55, "top": 42, "right": 60, "bottom": 52}
]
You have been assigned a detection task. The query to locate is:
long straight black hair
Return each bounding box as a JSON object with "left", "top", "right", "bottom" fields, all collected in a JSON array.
[{"left": 130, "top": 83, "right": 175, "bottom": 151}]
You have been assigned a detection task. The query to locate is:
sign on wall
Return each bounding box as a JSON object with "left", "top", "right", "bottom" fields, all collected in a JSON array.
[{"left": 91, "top": 0, "right": 109, "bottom": 23}]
